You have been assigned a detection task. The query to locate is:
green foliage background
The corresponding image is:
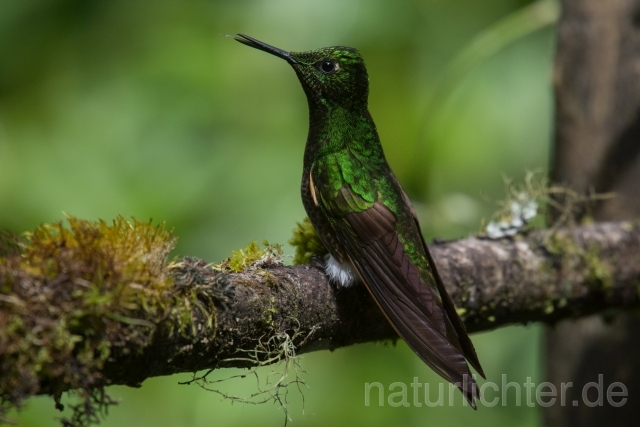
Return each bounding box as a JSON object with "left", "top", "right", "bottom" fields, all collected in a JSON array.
[{"left": 0, "top": 0, "right": 555, "bottom": 425}]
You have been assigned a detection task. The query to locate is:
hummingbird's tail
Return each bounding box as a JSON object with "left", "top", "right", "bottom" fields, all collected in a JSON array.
[{"left": 336, "top": 200, "right": 485, "bottom": 408}]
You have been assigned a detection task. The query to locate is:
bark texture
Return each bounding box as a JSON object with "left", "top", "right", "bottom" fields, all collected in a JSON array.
[{"left": 97, "top": 222, "right": 640, "bottom": 387}]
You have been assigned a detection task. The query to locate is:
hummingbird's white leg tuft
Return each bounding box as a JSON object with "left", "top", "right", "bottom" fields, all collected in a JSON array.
[{"left": 324, "top": 254, "right": 358, "bottom": 287}]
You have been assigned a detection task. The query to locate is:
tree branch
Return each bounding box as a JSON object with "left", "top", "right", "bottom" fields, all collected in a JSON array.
[
  {"left": 69, "top": 222, "right": 640, "bottom": 381},
  {"left": 1, "top": 220, "right": 639, "bottom": 420}
]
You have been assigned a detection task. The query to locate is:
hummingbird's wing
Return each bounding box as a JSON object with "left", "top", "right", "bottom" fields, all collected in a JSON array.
[
  {"left": 393, "top": 177, "right": 485, "bottom": 380},
  {"left": 312, "top": 176, "right": 483, "bottom": 407}
]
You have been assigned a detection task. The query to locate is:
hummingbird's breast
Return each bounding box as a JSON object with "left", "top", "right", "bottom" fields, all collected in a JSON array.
[{"left": 300, "top": 106, "right": 385, "bottom": 264}]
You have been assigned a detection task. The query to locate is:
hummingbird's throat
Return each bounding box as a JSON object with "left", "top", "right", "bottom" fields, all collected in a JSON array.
[{"left": 324, "top": 254, "right": 358, "bottom": 287}]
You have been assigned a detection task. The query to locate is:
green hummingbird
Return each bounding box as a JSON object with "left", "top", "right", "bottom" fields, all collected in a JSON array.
[{"left": 234, "top": 34, "right": 485, "bottom": 407}]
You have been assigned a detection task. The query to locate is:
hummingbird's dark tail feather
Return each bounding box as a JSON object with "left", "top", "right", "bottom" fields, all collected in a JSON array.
[
  {"left": 401, "top": 181, "right": 486, "bottom": 379},
  {"left": 424, "top": 245, "right": 486, "bottom": 378},
  {"left": 347, "top": 246, "right": 481, "bottom": 408},
  {"left": 333, "top": 200, "right": 483, "bottom": 408}
]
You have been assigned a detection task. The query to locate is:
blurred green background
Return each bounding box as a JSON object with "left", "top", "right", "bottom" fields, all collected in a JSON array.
[{"left": 0, "top": 0, "right": 556, "bottom": 425}]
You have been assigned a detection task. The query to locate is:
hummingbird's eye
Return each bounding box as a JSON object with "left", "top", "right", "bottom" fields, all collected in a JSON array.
[{"left": 318, "top": 60, "right": 338, "bottom": 74}]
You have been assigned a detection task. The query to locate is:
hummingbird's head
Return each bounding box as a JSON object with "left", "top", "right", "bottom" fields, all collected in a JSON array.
[{"left": 234, "top": 34, "right": 369, "bottom": 110}]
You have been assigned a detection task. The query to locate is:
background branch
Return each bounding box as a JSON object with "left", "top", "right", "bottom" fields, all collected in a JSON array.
[{"left": 547, "top": 0, "right": 640, "bottom": 425}]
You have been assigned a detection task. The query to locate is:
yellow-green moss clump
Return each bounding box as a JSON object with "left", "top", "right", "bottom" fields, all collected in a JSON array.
[
  {"left": 0, "top": 216, "right": 194, "bottom": 426},
  {"left": 216, "top": 240, "right": 284, "bottom": 273},
  {"left": 289, "top": 217, "right": 327, "bottom": 265}
]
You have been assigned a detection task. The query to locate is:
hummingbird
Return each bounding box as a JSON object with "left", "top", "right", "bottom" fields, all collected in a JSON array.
[{"left": 234, "top": 34, "right": 485, "bottom": 407}]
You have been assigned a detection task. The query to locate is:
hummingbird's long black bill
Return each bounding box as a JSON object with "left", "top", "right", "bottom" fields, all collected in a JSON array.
[{"left": 233, "top": 33, "right": 296, "bottom": 64}]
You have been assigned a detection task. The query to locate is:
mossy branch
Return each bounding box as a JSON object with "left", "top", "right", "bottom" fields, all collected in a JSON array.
[{"left": 1, "top": 218, "right": 640, "bottom": 424}]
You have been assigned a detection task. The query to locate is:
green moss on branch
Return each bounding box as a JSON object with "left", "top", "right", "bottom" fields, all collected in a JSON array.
[{"left": 0, "top": 217, "right": 206, "bottom": 426}]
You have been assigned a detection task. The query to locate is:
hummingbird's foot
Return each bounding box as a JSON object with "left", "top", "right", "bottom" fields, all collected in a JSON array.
[{"left": 324, "top": 254, "right": 358, "bottom": 287}]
